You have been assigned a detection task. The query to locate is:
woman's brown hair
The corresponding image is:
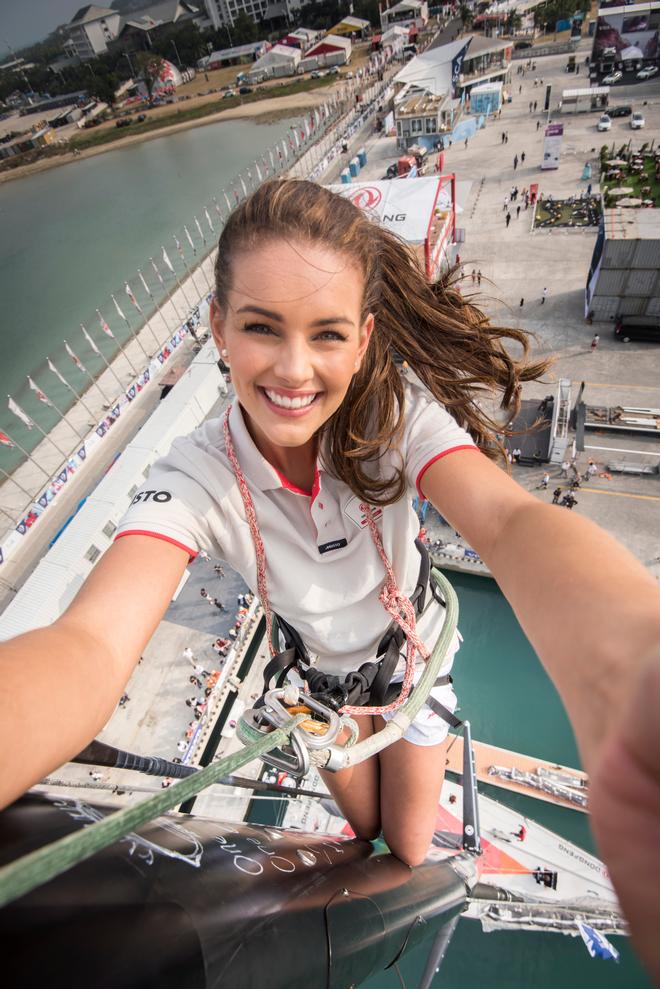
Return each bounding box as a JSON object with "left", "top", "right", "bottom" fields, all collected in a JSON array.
[{"left": 214, "top": 179, "right": 549, "bottom": 506}]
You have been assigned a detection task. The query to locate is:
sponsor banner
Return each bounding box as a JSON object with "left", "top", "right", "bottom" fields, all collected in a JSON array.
[
  {"left": 329, "top": 177, "right": 446, "bottom": 244},
  {"left": 593, "top": 9, "right": 659, "bottom": 60},
  {"left": 542, "top": 123, "right": 563, "bottom": 170}
]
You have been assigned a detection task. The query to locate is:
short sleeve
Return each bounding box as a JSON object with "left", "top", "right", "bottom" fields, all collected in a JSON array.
[
  {"left": 114, "top": 455, "right": 220, "bottom": 559},
  {"left": 402, "top": 378, "right": 478, "bottom": 497}
]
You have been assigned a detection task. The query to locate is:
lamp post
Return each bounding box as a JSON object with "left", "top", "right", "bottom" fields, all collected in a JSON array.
[
  {"left": 171, "top": 39, "right": 183, "bottom": 68},
  {"left": 123, "top": 50, "right": 136, "bottom": 77}
]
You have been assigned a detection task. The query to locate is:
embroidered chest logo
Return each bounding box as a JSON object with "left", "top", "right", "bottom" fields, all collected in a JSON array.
[{"left": 343, "top": 496, "right": 383, "bottom": 530}]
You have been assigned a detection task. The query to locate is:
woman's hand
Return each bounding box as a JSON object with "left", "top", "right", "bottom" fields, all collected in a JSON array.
[{"left": 590, "top": 645, "right": 660, "bottom": 984}]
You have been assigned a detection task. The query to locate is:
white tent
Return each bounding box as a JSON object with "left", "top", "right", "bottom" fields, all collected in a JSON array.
[
  {"left": 393, "top": 38, "right": 471, "bottom": 97},
  {"left": 250, "top": 43, "right": 301, "bottom": 79}
]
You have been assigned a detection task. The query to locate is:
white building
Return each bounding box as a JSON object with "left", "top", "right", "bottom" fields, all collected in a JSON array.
[
  {"left": 203, "top": 0, "right": 268, "bottom": 28},
  {"left": 64, "top": 5, "right": 121, "bottom": 61},
  {"left": 380, "top": 1, "right": 429, "bottom": 32},
  {"left": 248, "top": 43, "right": 301, "bottom": 79}
]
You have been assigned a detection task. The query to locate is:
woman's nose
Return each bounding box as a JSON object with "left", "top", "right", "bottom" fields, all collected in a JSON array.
[{"left": 273, "top": 340, "right": 313, "bottom": 384}]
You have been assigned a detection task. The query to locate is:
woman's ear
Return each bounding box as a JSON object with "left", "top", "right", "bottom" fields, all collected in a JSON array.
[
  {"left": 358, "top": 312, "right": 375, "bottom": 362},
  {"left": 209, "top": 297, "right": 226, "bottom": 353}
]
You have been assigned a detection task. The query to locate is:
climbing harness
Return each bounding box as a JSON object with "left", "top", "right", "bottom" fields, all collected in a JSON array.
[{"left": 222, "top": 405, "right": 464, "bottom": 778}]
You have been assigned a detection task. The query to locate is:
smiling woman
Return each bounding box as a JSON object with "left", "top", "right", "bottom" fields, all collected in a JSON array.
[{"left": 3, "top": 182, "right": 660, "bottom": 974}]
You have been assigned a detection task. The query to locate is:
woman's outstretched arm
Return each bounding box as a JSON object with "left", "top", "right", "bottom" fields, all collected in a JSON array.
[
  {"left": 422, "top": 450, "right": 660, "bottom": 981},
  {"left": 0, "top": 535, "right": 189, "bottom": 809}
]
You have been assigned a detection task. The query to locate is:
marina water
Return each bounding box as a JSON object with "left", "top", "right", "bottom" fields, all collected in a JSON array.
[
  {"left": 1, "top": 119, "right": 651, "bottom": 986},
  {"left": 0, "top": 115, "right": 296, "bottom": 466}
]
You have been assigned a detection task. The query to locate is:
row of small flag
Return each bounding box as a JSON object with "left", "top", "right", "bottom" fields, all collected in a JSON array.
[{"left": 0, "top": 100, "right": 342, "bottom": 455}]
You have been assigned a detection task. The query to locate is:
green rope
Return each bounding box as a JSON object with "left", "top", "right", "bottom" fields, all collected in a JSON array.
[{"left": 0, "top": 714, "right": 307, "bottom": 910}]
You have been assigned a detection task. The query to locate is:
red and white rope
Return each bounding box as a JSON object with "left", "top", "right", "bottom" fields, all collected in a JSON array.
[{"left": 223, "top": 404, "right": 427, "bottom": 717}]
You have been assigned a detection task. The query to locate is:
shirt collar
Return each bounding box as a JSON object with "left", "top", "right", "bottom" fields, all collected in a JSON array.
[{"left": 228, "top": 401, "right": 324, "bottom": 496}]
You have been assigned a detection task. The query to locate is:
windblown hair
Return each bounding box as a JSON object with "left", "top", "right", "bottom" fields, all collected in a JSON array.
[{"left": 214, "top": 179, "right": 550, "bottom": 506}]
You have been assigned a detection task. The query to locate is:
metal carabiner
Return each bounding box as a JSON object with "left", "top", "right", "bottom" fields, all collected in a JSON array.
[
  {"left": 237, "top": 707, "right": 311, "bottom": 777},
  {"left": 260, "top": 688, "right": 342, "bottom": 750}
]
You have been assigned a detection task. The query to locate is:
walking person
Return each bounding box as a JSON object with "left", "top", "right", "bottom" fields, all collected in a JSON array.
[
  {"left": 505, "top": 211, "right": 511, "bottom": 228},
  {"left": 503, "top": 194, "right": 509, "bottom": 212},
  {"left": 521, "top": 152, "right": 526, "bottom": 164},
  {"left": 552, "top": 487, "right": 562, "bottom": 504},
  {"left": 477, "top": 269, "right": 482, "bottom": 285},
  {"left": 520, "top": 298, "right": 524, "bottom": 307},
  {"left": 537, "top": 472, "right": 550, "bottom": 490},
  {"left": 591, "top": 333, "right": 600, "bottom": 352},
  {"left": 516, "top": 205, "right": 521, "bottom": 219},
  {"left": 471, "top": 269, "right": 476, "bottom": 283},
  {"left": 3, "top": 180, "right": 660, "bottom": 975},
  {"left": 541, "top": 287, "right": 548, "bottom": 304},
  {"left": 513, "top": 154, "right": 518, "bottom": 171}
]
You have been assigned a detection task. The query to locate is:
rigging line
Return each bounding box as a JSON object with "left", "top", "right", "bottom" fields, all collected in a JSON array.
[
  {"left": 394, "top": 961, "right": 409, "bottom": 989},
  {"left": 40, "top": 779, "right": 323, "bottom": 803},
  {"left": 42, "top": 773, "right": 325, "bottom": 801},
  {"left": 0, "top": 714, "right": 308, "bottom": 910}
]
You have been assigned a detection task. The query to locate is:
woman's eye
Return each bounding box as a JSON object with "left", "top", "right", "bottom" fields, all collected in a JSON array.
[
  {"left": 316, "top": 330, "right": 347, "bottom": 342},
  {"left": 243, "top": 323, "right": 274, "bottom": 335}
]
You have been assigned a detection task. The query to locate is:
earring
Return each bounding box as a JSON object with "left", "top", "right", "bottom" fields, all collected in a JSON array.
[{"left": 220, "top": 348, "right": 229, "bottom": 359}]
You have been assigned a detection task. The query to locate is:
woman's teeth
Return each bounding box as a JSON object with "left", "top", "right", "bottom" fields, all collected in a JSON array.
[{"left": 265, "top": 390, "right": 317, "bottom": 409}]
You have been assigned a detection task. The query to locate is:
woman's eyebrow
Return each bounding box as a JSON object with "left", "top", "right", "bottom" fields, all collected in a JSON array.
[{"left": 236, "top": 305, "right": 354, "bottom": 327}]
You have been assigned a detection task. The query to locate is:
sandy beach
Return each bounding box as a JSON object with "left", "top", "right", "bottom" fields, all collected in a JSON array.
[{"left": 0, "top": 89, "right": 332, "bottom": 186}]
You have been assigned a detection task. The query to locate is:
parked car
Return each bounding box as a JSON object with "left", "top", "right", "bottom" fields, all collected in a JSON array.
[
  {"left": 614, "top": 315, "right": 660, "bottom": 343},
  {"left": 136, "top": 113, "right": 146, "bottom": 122},
  {"left": 636, "top": 65, "right": 658, "bottom": 80},
  {"left": 384, "top": 162, "right": 398, "bottom": 179},
  {"left": 223, "top": 89, "right": 236, "bottom": 98},
  {"left": 329, "top": 66, "right": 340, "bottom": 75},
  {"left": 115, "top": 117, "right": 132, "bottom": 128},
  {"left": 608, "top": 104, "right": 632, "bottom": 117},
  {"left": 602, "top": 70, "right": 623, "bottom": 84},
  {"left": 630, "top": 111, "right": 645, "bottom": 128},
  {"left": 597, "top": 113, "right": 612, "bottom": 131},
  {"left": 514, "top": 40, "right": 533, "bottom": 49},
  {"left": 238, "top": 86, "right": 253, "bottom": 95},
  {"left": 310, "top": 70, "right": 321, "bottom": 79}
]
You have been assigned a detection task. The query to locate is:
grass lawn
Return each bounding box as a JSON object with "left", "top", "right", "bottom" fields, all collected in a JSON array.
[
  {"left": 69, "top": 76, "right": 337, "bottom": 152},
  {"left": 601, "top": 152, "right": 660, "bottom": 207},
  {"left": 535, "top": 195, "right": 601, "bottom": 227}
]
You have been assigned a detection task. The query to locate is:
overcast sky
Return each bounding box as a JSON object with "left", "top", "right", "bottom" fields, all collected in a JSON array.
[{"left": 2, "top": 0, "right": 88, "bottom": 53}]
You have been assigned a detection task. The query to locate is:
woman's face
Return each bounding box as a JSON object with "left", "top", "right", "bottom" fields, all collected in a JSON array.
[{"left": 211, "top": 238, "right": 373, "bottom": 461}]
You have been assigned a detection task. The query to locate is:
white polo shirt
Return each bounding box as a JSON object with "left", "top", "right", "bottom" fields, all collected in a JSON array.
[{"left": 115, "top": 377, "right": 477, "bottom": 676}]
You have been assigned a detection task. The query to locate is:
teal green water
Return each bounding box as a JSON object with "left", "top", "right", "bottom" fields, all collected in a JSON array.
[
  {"left": 363, "top": 571, "right": 651, "bottom": 989},
  {"left": 0, "top": 116, "right": 295, "bottom": 468}
]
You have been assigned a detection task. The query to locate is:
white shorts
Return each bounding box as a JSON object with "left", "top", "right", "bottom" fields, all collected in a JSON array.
[{"left": 380, "top": 630, "right": 461, "bottom": 747}]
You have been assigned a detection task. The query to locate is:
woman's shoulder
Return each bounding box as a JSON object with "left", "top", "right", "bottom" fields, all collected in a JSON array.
[
  {"left": 399, "top": 374, "right": 476, "bottom": 468},
  {"left": 154, "top": 415, "right": 233, "bottom": 494}
]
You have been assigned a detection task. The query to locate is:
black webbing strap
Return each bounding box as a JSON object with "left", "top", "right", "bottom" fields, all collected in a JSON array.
[
  {"left": 424, "top": 673, "right": 463, "bottom": 729},
  {"left": 259, "top": 540, "right": 453, "bottom": 717}
]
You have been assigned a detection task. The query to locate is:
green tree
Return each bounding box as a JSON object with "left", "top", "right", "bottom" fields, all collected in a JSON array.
[
  {"left": 232, "top": 12, "right": 259, "bottom": 45},
  {"left": 458, "top": 3, "right": 474, "bottom": 29},
  {"left": 134, "top": 52, "right": 166, "bottom": 99},
  {"left": 87, "top": 72, "right": 119, "bottom": 107}
]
